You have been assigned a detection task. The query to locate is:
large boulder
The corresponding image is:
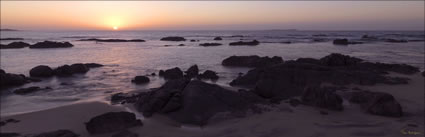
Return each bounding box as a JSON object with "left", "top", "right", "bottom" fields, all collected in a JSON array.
[
  {"left": 131, "top": 76, "right": 150, "bottom": 84},
  {"left": 85, "top": 112, "right": 143, "bottom": 134},
  {"left": 222, "top": 55, "right": 283, "bottom": 68},
  {"left": 301, "top": 87, "right": 343, "bottom": 111},
  {"left": 29, "top": 41, "right": 73, "bottom": 48},
  {"left": 185, "top": 65, "right": 199, "bottom": 78},
  {"left": 29, "top": 65, "right": 54, "bottom": 77},
  {"left": 0, "top": 42, "right": 31, "bottom": 49},
  {"left": 199, "top": 70, "right": 219, "bottom": 80},
  {"left": 69, "top": 63, "right": 89, "bottom": 73},
  {"left": 319, "top": 53, "right": 363, "bottom": 67},
  {"left": 54, "top": 65, "right": 74, "bottom": 76},
  {"left": 348, "top": 91, "right": 403, "bottom": 117},
  {"left": 0, "top": 73, "right": 29, "bottom": 88},
  {"left": 159, "top": 67, "right": 184, "bottom": 79},
  {"left": 160, "top": 37, "right": 186, "bottom": 41},
  {"left": 229, "top": 40, "right": 259, "bottom": 46},
  {"left": 32, "top": 129, "right": 79, "bottom": 137}
]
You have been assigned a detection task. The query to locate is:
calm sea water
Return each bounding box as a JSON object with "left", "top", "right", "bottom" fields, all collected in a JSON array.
[{"left": 1, "top": 30, "right": 424, "bottom": 116}]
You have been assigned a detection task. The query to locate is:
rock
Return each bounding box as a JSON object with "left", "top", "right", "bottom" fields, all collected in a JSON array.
[
  {"left": 69, "top": 63, "right": 89, "bottom": 73},
  {"left": 199, "top": 70, "right": 219, "bottom": 80},
  {"left": 131, "top": 76, "right": 150, "bottom": 84},
  {"left": 288, "top": 98, "right": 301, "bottom": 107},
  {"left": 111, "top": 130, "right": 139, "bottom": 137},
  {"left": 190, "top": 39, "right": 197, "bottom": 42},
  {"left": 0, "top": 69, "right": 5, "bottom": 74},
  {"left": 111, "top": 92, "right": 141, "bottom": 104},
  {"left": 0, "top": 38, "right": 24, "bottom": 41},
  {"left": 348, "top": 91, "right": 403, "bottom": 117},
  {"left": 13, "top": 86, "right": 41, "bottom": 95},
  {"left": 158, "top": 67, "right": 184, "bottom": 79},
  {"left": 79, "top": 38, "right": 145, "bottom": 42},
  {"left": 422, "top": 71, "right": 425, "bottom": 77},
  {"left": 160, "top": 36, "right": 186, "bottom": 41},
  {"left": 30, "top": 41, "right": 73, "bottom": 48},
  {"left": 0, "top": 42, "right": 31, "bottom": 49},
  {"left": 319, "top": 111, "right": 329, "bottom": 115},
  {"left": 333, "top": 39, "right": 363, "bottom": 45},
  {"left": 32, "top": 129, "right": 79, "bottom": 137},
  {"left": 385, "top": 39, "right": 408, "bottom": 43},
  {"left": 229, "top": 40, "right": 259, "bottom": 46},
  {"left": 178, "top": 44, "right": 185, "bottom": 46},
  {"left": 214, "top": 37, "right": 223, "bottom": 40},
  {"left": 319, "top": 53, "right": 363, "bottom": 66},
  {"left": 185, "top": 65, "right": 199, "bottom": 78},
  {"left": 0, "top": 133, "right": 20, "bottom": 137},
  {"left": 301, "top": 87, "right": 343, "bottom": 111},
  {"left": 222, "top": 55, "right": 283, "bottom": 68},
  {"left": 54, "top": 65, "right": 74, "bottom": 76},
  {"left": 199, "top": 43, "right": 222, "bottom": 46},
  {"left": 85, "top": 112, "right": 143, "bottom": 134},
  {"left": 0, "top": 73, "right": 29, "bottom": 88},
  {"left": 29, "top": 65, "right": 54, "bottom": 77},
  {"left": 84, "top": 63, "right": 104, "bottom": 68}
]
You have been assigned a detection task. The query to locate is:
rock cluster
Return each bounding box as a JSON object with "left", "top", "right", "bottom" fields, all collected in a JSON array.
[
  {"left": 229, "top": 40, "right": 260, "bottom": 46},
  {"left": 222, "top": 55, "right": 283, "bottom": 68}
]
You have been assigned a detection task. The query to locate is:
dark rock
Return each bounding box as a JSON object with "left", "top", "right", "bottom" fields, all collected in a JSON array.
[
  {"left": 301, "top": 87, "right": 343, "bottom": 111},
  {"left": 0, "top": 69, "right": 5, "bottom": 74},
  {"left": 319, "top": 53, "right": 363, "bottom": 67},
  {"left": 159, "top": 67, "right": 184, "bottom": 79},
  {"left": 111, "top": 92, "right": 140, "bottom": 104},
  {"left": 84, "top": 63, "right": 104, "bottom": 68},
  {"left": 79, "top": 38, "right": 145, "bottom": 42},
  {"left": 13, "top": 86, "right": 41, "bottom": 95},
  {"left": 54, "top": 65, "right": 74, "bottom": 76},
  {"left": 32, "top": 129, "right": 79, "bottom": 137},
  {"left": 0, "top": 38, "right": 24, "bottom": 41},
  {"left": 422, "top": 71, "right": 425, "bottom": 77},
  {"left": 0, "top": 73, "right": 29, "bottom": 88},
  {"left": 151, "top": 73, "right": 156, "bottom": 76},
  {"left": 190, "top": 39, "right": 197, "bottom": 42},
  {"left": 333, "top": 39, "right": 362, "bottom": 45},
  {"left": 111, "top": 130, "right": 139, "bottom": 137},
  {"left": 69, "top": 63, "right": 89, "bottom": 73},
  {"left": 199, "top": 70, "right": 219, "bottom": 80},
  {"left": 385, "top": 39, "right": 408, "bottom": 43},
  {"left": 131, "top": 76, "right": 150, "bottom": 84},
  {"left": 178, "top": 44, "right": 185, "bottom": 46},
  {"left": 214, "top": 37, "right": 223, "bottom": 40},
  {"left": 229, "top": 40, "right": 259, "bottom": 46},
  {"left": 348, "top": 91, "right": 403, "bottom": 117},
  {"left": 160, "top": 37, "right": 186, "bottom": 41},
  {"left": 30, "top": 41, "right": 73, "bottom": 48},
  {"left": 222, "top": 55, "right": 283, "bottom": 68},
  {"left": 0, "top": 42, "right": 31, "bottom": 49},
  {"left": 0, "top": 133, "right": 20, "bottom": 137},
  {"left": 29, "top": 65, "right": 54, "bottom": 77},
  {"left": 319, "top": 111, "right": 329, "bottom": 115},
  {"left": 185, "top": 65, "right": 199, "bottom": 78},
  {"left": 230, "top": 35, "right": 244, "bottom": 37},
  {"left": 85, "top": 112, "right": 143, "bottom": 134},
  {"left": 199, "top": 43, "right": 222, "bottom": 46},
  {"left": 288, "top": 98, "right": 301, "bottom": 107}
]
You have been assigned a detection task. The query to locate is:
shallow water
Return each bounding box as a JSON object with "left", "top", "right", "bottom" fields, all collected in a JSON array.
[{"left": 0, "top": 30, "right": 424, "bottom": 116}]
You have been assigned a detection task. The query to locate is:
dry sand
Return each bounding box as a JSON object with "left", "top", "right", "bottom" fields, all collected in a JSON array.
[{"left": 1, "top": 74, "right": 423, "bottom": 137}]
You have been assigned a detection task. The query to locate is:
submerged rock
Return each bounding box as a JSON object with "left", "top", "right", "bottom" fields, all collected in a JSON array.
[
  {"left": 29, "top": 41, "right": 73, "bottom": 48},
  {"left": 301, "top": 87, "right": 343, "bottom": 111},
  {"left": 79, "top": 38, "right": 145, "bottom": 42},
  {"left": 385, "top": 39, "right": 408, "bottom": 43},
  {"left": 199, "top": 43, "right": 222, "bottom": 46},
  {"left": 85, "top": 112, "right": 143, "bottom": 134},
  {"left": 229, "top": 40, "right": 260, "bottom": 46},
  {"left": 348, "top": 91, "right": 403, "bottom": 117},
  {"left": 199, "top": 70, "right": 219, "bottom": 80},
  {"left": 32, "top": 129, "right": 79, "bottom": 137},
  {"left": 131, "top": 76, "right": 150, "bottom": 84},
  {"left": 0, "top": 42, "right": 31, "bottom": 49},
  {"left": 185, "top": 65, "right": 199, "bottom": 78},
  {"left": 159, "top": 67, "right": 184, "bottom": 79},
  {"left": 214, "top": 37, "right": 223, "bottom": 40},
  {"left": 333, "top": 39, "right": 363, "bottom": 45},
  {"left": 160, "top": 36, "right": 186, "bottom": 41},
  {"left": 29, "top": 65, "right": 54, "bottom": 77},
  {"left": 222, "top": 55, "right": 283, "bottom": 68}
]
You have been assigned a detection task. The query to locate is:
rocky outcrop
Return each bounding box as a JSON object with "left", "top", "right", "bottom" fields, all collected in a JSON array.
[
  {"left": 229, "top": 40, "right": 260, "bottom": 46},
  {"left": 131, "top": 76, "right": 150, "bottom": 84},
  {"left": 31, "top": 129, "right": 79, "bottom": 137},
  {"left": 0, "top": 71, "right": 30, "bottom": 89},
  {"left": 333, "top": 39, "right": 363, "bottom": 45},
  {"left": 160, "top": 37, "right": 186, "bottom": 41},
  {"left": 185, "top": 65, "right": 199, "bottom": 78},
  {"left": 85, "top": 112, "right": 143, "bottom": 134},
  {"left": 319, "top": 53, "right": 363, "bottom": 67},
  {"left": 54, "top": 63, "right": 90, "bottom": 76},
  {"left": 199, "top": 70, "right": 219, "bottom": 80},
  {"left": 84, "top": 63, "right": 104, "bottom": 68},
  {"left": 0, "top": 42, "right": 31, "bottom": 49},
  {"left": 199, "top": 43, "right": 222, "bottom": 46},
  {"left": 29, "top": 41, "right": 73, "bottom": 48},
  {"left": 348, "top": 91, "right": 403, "bottom": 117},
  {"left": 159, "top": 67, "right": 184, "bottom": 79},
  {"left": 29, "top": 65, "right": 54, "bottom": 77},
  {"left": 222, "top": 55, "right": 283, "bottom": 68},
  {"left": 79, "top": 38, "right": 145, "bottom": 42},
  {"left": 214, "top": 37, "right": 223, "bottom": 40},
  {"left": 301, "top": 87, "right": 343, "bottom": 111}
]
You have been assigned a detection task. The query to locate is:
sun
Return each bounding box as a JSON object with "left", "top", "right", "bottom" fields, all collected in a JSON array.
[{"left": 113, "top": 26, "right": 118, "bottom": 30}]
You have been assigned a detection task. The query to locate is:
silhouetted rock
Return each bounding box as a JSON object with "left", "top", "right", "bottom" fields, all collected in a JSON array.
[
  {"left": 30, "top": 41, "right": 73, "bottom": 48},
  {"left": 54, "top": 65, "right": 74, "bottom": 76},
  {"left": 0, "top": 42, "right": 31, "bottom": 49},
  {"left": 301, "top": 87, "right": 343, "bottom": 111},
  {"left": 79, "top": 38, "right": 145, "bottom": 42},
  {"left": 0, "top": 72, "right": 29, "bottom": 88},
  {"left": 333, "top": 39, "right": 363, "bottom": 45},
  {"left": 32, "top": 129, "right": 79, "bottom": 137},
  {"left": 348, "top": 91, "right": 403, "bottom": 117},
  {"left": 84, "top": 63, "right": 104, "bottom": 68},
  {"left": 214, "top": 37, "right": 223, "bottom": 40},
  {"left": 229, "top": 40, "right": 259, "bottom": 46},
  {"left": 0, "top": 132, "right": 20, "bottom": 137},
  {"left": 185, "top": 65, "right": 199, "bottom": 78},
  {"left": 111, "top": 92, "right": 141, "bottom": 104},
  {"left": 70, "top": 63, "right": 89, "bottom": 73},
  {"left": 111, "top": 130, "right": 139, "bottom": 137},
  {"left": 178, "top": 44, "right": 185, "bottom": 46},
  {"left": 385, "top": 39, "right": 408, "bottom": 43},
  {"left": 422, "top": 71, "right": 425, "bottom": 77},
  {"left": 13, "top": 86, "right": 41, "bottom": 95},
  {"left": 132, "top": 76, "right": 150, "bottom": 84},
  {"left": 29, "top": 65, "right": 54, "bottom": 77},
  {"left": 158, "top": 67, "right": 184, "bottom": 79},
  {"left": 0, "top": 38, "right": 24, "bottom": 41},
  {"left": 190, "top": 39, "right": 197, "bottom": 42},
  {"left": 0, "top": 69, "right": 5, "bottom": 74},
  {"left": 160, "top": 36, "right": 186, "bottom": 41},
  {"left": 319, "top": 53, "right": 363, "bottom": 67},
  {"left": 199, "top": 70, "right": 219, "bottom": 80},
  {"left": 199, "top": 43, "right": 222, "bottom": 46},
  {"left": 288, "top": 98, "right": 301, "bottom": 107},
  {"left": 85, "top": 112, "right": 143, "bottom": 134},
  {"left": 222, "top": 55, "right": 283, "bottom": 68}
]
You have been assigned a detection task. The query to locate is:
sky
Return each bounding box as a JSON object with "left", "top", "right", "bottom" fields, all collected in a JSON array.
[{"left": 1, "top": 1, "right": 424, "bottom": 31}]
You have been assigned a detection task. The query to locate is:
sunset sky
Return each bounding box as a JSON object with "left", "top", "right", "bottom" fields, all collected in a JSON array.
[{"left": 1, "top": 1, "right": 424, "bottom": 31}]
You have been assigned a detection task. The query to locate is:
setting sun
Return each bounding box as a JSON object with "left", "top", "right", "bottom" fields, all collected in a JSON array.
[{"left": 113, "top": 26, "right": 118, "bottom": 30}]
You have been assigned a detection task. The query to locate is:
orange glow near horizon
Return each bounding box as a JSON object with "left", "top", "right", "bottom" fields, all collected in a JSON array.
[{"left": 0, "top": 1, "right": 424, "bottom": 30}]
